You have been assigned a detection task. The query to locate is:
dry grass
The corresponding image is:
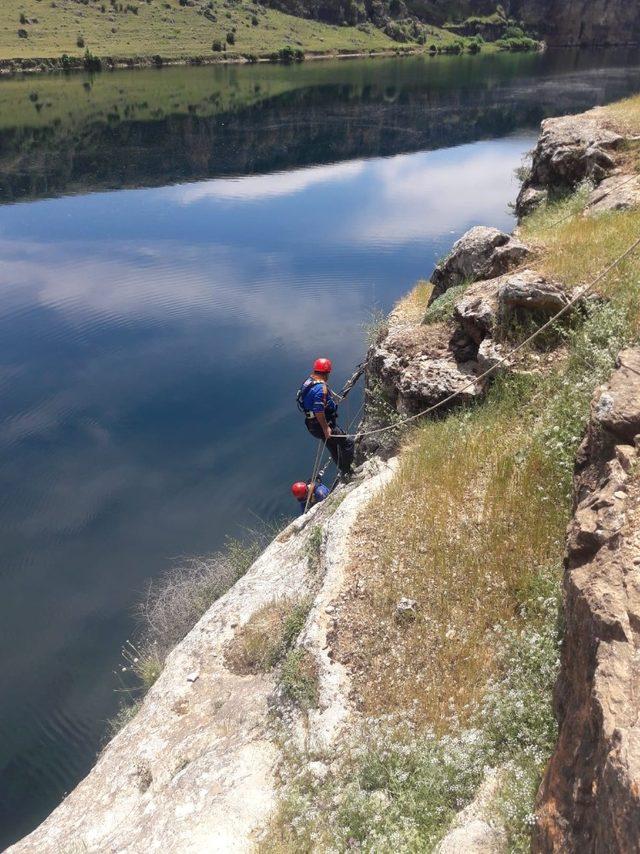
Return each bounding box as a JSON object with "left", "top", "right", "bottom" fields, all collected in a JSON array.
[
  {"left": 225, "top": 598, "right": 310, "bottom": 674},
  {"left": 390, "top": 279, "right": 433, "bottom": 325},
  {"left": 597, "top": 93, "right": 640, "bottom": 136},
  {"left": 335, "top": 378, "right": 565, "bottom": 729}
]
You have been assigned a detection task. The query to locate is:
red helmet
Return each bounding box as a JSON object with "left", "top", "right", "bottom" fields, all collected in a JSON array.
[
  {"left": 291, "top": 482, "right": 309, "bottom": 500},
  {"left": 313, "top": 357, "right": 332, "bottom": 374}
]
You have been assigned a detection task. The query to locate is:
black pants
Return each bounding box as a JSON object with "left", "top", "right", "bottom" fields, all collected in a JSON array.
[{"left": 305, "top": 418, "right": 354, "bottom": 475}]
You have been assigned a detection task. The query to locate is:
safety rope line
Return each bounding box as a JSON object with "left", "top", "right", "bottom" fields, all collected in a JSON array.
[
  {"left": 341, "top": 232, "right": 640, "bottom": 441},
  {"left": 540, "top": 171, "right": 640, "bottom": 231},
  {"left": 304, "top": 440, "right": 325, "bottom": 514}
]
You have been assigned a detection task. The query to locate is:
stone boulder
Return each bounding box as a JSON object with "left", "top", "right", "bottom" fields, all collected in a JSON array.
[
  {"left": 452, "top": 270, "right": 570, "bottom": 346},
  {"left": 452, "top": 278, "right": 501, "bottom": 343},
  {"left": 367, "top": 323, "right": 483, "bottom": 418},
  {"left": 534, "top": 347, "right": 640, "bottom": 853},
  {"left": 499, "top": 272, "right": 569, "bottom": 315},
  {"left": 429, "top": 226, "right": 531, "bottom": 304},
  {"left": 517, "top": 114, "right": 623, "bottom": 219},
  {"left": 586, "top": 173, "right": 640, "bottom": 216}
]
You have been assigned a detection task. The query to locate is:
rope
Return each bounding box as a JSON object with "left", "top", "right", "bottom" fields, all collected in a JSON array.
[
  {"left": 343, "top": 232, "right": 640, "bottom": 441},
  {"left": 538, "top": 171, "right": 640, "bottom": 231},
  {"left": 304, "top": 440, "right": 325, "bottom": 513}
]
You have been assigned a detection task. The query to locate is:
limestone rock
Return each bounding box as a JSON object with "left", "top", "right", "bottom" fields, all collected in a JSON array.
[
  {"left": 515, "top": 185, "right": 547, "bottom": 217},
  {"left": 534, "top": 347, "right": 640, "bottom": 854},
  {"left": 395, "top": 597, "right": 418, "bottom": 622},
  {"left": 9, "top": 461, "right": 398, "bottom": 854},
  {"left": 587, "top": 173, "right": 640, "bottom": 216},
  {"left": 593, "top": 349, "right": 640, "bottom": 444},
  {"left": 517, "top": 114, "right": 623, "bottom": 219},
  {"left": 499, "top": 271, "right": 569, "bottom": 315},
  {"left": 452, "top": 278, "right": 500, "bottom": 343},
  {"left": 437, "top": 768, "right": 507, "bottom": 854},
  {"left": 429, "top": 226, "right": 531, "bottom": 304},
  {"left": 395, "top": 353, "right": 482, "bottom": 415}
]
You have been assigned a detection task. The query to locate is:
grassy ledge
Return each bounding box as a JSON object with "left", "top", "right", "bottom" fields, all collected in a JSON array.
[{"left": 261, "top": 111, "right": 640, "bottom": 849}]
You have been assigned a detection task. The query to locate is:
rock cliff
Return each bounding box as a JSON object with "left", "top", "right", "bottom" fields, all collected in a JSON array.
[
  {"left": 534, "top": 349, "right": 640, "bottom": 853},
  {"left": 510, "top": 0, "right": 640, "bottom": 46}
]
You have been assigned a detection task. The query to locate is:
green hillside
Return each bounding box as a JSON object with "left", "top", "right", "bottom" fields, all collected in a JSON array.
[{"left": 0, "top": 0, "right": 466, "bottom": 65}]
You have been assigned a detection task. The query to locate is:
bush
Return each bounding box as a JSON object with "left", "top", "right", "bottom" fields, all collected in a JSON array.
[
  {"left": 83, "top": 49, "right": 102, "bottom": 71},
  {"left": 422, "top": 282, "right": 470, "bottom": 324},
  {"left": 226, "top": 30, "right": 235, "bottom": 45},
  {"left": 77, "top": 34, "right": 85, "bottom": 48},
  {"left": 496, "top": 36, "right": 539, "bottom": 51},
  {"left": 225, "top": 598, "right": 311, "bottom": 674},
  {"left": 212, "top": 39, "right": 223, "bottom": 51},
  {"left": 17, "top": 28, "right": 28, "bottom": 38},
  {"left": 251, "top": 14, "right": 258, "bottom": 24},
  {"left": 281, "top": 649, "right": 318, "bottom": 708},
  {"left": 128, "top": 531, "right": 270, "bottom": 691},
  {"left": 270, "top": 45, "right": 304, "bottom": 63},
  {"left": 19, "top": 13, "right": 27, "bottom": 24}
]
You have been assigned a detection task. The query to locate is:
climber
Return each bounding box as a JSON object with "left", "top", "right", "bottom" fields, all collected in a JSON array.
[
  {"left": 291, "top": 481, "right": 330, "bottom": 515},
  {"left": 297, "top": 357, "right": 354, "bottom": 476}
]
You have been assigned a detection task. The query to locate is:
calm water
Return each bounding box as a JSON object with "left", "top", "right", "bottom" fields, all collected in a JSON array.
[{"left": 2, "top": 48, "right": 640, "bottom": 846}]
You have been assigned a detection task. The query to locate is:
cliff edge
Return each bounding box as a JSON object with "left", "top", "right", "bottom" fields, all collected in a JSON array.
[{"left": 534, "top": 349, "right": 640, "bottom": 852}]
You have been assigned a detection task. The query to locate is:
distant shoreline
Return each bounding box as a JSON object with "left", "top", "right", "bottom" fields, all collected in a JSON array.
[{"left": 0, "top": 41, "right": 538, "bottom": 76}]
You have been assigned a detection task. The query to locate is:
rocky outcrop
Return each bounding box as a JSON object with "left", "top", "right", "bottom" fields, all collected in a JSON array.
[
  {"left": 436, "top": 769, "right": 507, "bottom": 854},
  {"left": 510, "top": 0, "right": 640, "bottom": 47},
  {"left": 516, "top": 114, "right": 623, "bottom": 218},
  {"left": 362, "top": 268, "right": 576, "bottom": 461},
  {"left": 586, "top": 173, "right": 640, "bottom": 216},
  {"left": 9, "top": 459, "right": 397, "bottom": 854},
  {"left": 534, "top": 348, "right": 640, "bottom": 853},
  {"left": 429, "top": 226, "right": 531, "bottom": 304}
]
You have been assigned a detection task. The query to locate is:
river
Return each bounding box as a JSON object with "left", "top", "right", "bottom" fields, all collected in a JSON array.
[{"left": 1, "top": 47, "right": 640, "bottom": 847}]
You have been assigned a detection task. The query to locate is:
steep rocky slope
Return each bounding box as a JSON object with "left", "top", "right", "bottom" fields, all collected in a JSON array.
[
  {"left": 534, "top": 349, "right": 640, "bottom": 852},
  {"left": 511, "top": 0, "right": 640, "bottom": 46},
  {"left": 8, "top": 460, "right": 397, "bottom": 853}
]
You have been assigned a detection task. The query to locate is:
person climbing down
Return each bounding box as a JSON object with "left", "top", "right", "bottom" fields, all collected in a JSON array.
[
  {"left": 291, "top": 481, "right": 330, "bottom": 515},
  {"left": 297, "top": 357, "right": 355, "bottom": 476}
]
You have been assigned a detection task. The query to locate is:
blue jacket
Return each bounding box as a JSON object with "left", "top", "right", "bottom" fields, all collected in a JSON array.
[
  {"left": 298, "top": 378, "right": 338, "bottom": 420},
  {"left": 298, "top": 482, "right": 330, "bottom": 514}
]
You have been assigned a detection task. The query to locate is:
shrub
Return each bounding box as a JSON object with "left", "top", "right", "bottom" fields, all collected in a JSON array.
[
  {"left": 225, "top": 599, "right": 311, "bottom": 674},
  {"left": 77, "top": 34, "right": 85, "bottom": 48},
  {"left": 106, "top": 699, "right": 142, "bottom": 738},
  {"left": 281, "top": 648, "right": 318, "bottom": 708},
  {"left": 19, "top": 13, "right": 27, "bottom": 24},
  {"left": 129, "top": 533, "right": 268, "bottom": 688},
  {"left": 83, "top": 49, "right": 102, "bottom": 71},
  {"left": 212, "top": 39, "right": 223, "bottom": 51},
  {"left": 270, "top": 45, "right": 304, "bottom": 63},
  {"left": 17, "top": 28, "right": 28, "bottom": 38},
  {"left": 422, "top": 282, "right": 470, "bottom": 324},
  {"left": 251, "top": 14, "right": 258, "bottom": 24},
  {"left": 226, "top": 30, "right": 235, "bottom": 44}
]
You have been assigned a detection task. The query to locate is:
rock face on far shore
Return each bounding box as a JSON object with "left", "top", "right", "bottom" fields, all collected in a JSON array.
[{"left": 534, "top": 348, "right": 640, "bottom": 853}]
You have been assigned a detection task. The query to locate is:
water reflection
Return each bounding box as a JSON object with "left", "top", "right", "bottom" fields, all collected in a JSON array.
[{"left": 1, "top": 49, "right": 640, "bottom": 204}]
